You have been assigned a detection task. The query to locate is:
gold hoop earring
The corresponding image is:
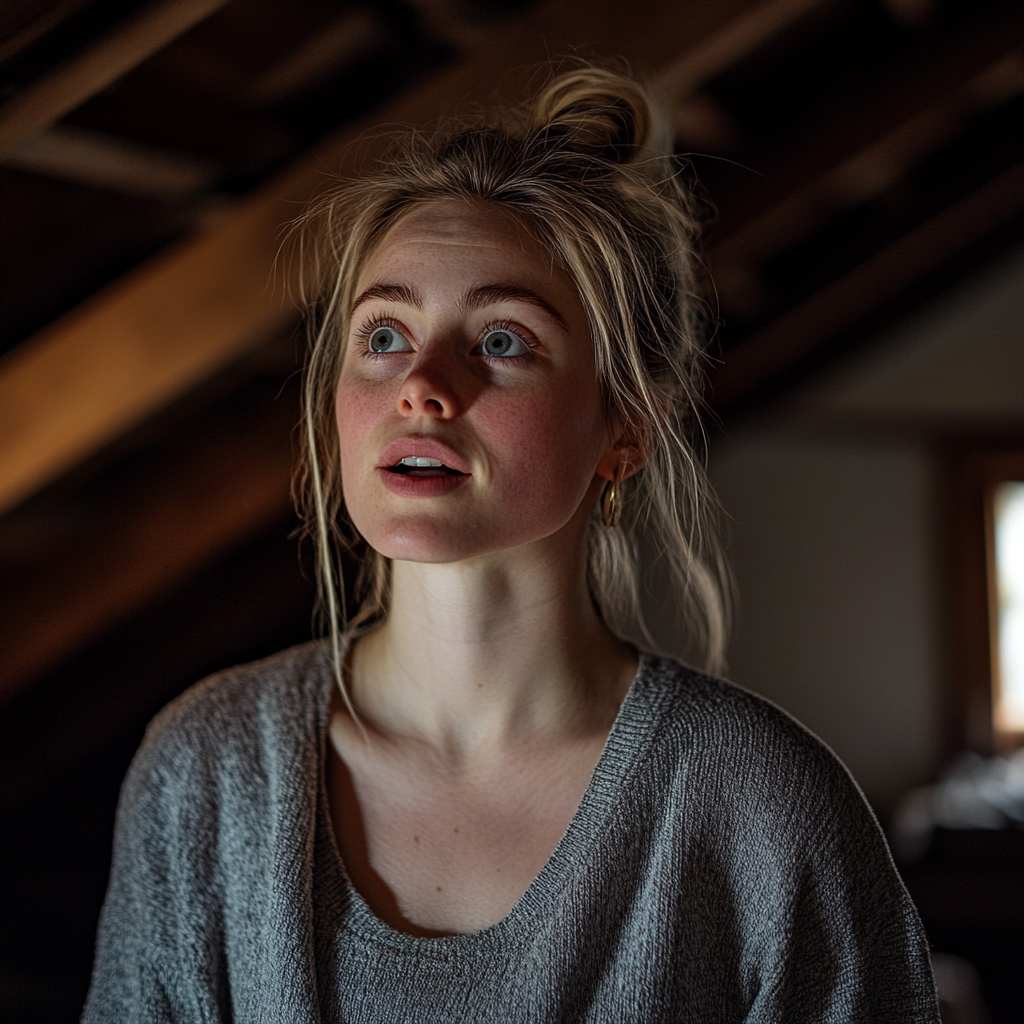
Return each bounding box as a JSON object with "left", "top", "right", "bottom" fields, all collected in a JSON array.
[{"left": 601, "top": 477, "right": 621, "bottom": 528}]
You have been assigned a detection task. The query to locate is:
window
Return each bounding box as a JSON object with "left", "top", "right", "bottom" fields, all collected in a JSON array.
[
  {"left": 949, "top": 451, "right": 1024, "bottom": 755},
  {"left": 992, "top": 481, "right": 1024, "bottom": 743}
]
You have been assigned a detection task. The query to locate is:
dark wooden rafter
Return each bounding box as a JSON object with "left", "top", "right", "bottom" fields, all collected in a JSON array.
[
  {"left": 0, "top": 0, "right": 233, "bottom": 156},
  {"left": 0, "top": 0, "right": 96, "bottom": 67},
  {"left": 699, "top": 3, "right": 1024, "bottom": 408},
  {"left": 710, "top": 161, "right": 1024, "bottom": 410},
  {"left": 1, "top": 0, "right": 1021, "bottom": 703},
  {"left": 0, "top": 0, "right": 770, "bottom": 700},
  {"left": 0, "top": 376, "right": 297, "bottom": 699},
  {"left": 657, "top": 0, "right": 829, "bottom": 104},
  {"left": 710, "top": 52, "right": 1024, "bottom": 290},
  {"left": 707, "top": 1, "right": 1024, "bottom": 235}
]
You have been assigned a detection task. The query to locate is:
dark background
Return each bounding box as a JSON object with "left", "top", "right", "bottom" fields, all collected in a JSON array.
[{"left": 1, "top": 0, "right": 1022, "bottom": 1019}]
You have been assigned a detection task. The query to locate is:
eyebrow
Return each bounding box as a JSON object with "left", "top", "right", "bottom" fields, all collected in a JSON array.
[
  {"left": 350, "top": 282, "right": 569, "bottom": 329},
  {"left": 351, "top": 283, "right": 422, "bottom": 312},
  {"left": 460, "top": 285, "right": 569, "bottom": 329}
]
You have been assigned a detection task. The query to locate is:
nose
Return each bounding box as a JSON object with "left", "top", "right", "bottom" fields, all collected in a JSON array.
[{"left": 396, "top": 347, "right": 462, "bottom": 420}]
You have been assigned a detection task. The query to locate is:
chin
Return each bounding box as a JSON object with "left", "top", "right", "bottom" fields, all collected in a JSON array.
[
  {"left": 360, "top": 517, "right": 494, "bottom": 565},
  {"left": 348, "top": 487, "right": 592, "bottom": 566},
  {"left": 361, "top": 510, "right": 578, "bottom": 566}
]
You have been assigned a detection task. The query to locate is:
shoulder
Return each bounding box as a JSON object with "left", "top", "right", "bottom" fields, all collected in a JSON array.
[
  {"left": 629, "top": 658, "right": 937, "bottom": 1020},
  {"left": 150, "top": 638, "right": 330, "bottom": 737},
  {"left": 634, "top": 655, "right": 876, "bottom": 840},
  {"left": 638, "top": 653, "right": 841, "bottom": 766},
  {"left": 633, "top": 657, "right": 920, "bottom": 942},
  {"left": 120, "top": 639, "right": 332, "bottom": 818}
]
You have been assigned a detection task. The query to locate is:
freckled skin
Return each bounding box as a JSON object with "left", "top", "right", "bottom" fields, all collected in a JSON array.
[
  {"left": 326, "top": 200, "right": 640, "bottom": 937},
  {"left": 336, "top": 200, "right": 618, "bottom": 564}
]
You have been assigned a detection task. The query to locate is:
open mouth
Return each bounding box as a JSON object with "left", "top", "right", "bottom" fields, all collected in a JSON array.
[{"left": 387, "top": 456, "right": 467, "bottom": 478}]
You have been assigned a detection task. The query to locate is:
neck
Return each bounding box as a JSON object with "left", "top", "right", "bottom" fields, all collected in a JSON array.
[{"left": 347, "top": 532, "right": 636, "bottom": 762}]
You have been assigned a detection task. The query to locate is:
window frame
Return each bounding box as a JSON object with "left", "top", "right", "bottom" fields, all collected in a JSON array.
[{"left": 947, "top": 447, "right": 1024, "bottom": 755}]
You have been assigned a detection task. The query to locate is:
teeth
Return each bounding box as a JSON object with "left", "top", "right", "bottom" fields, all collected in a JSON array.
[{"left": 398, "top": 456, "right": 444, "bottom": 468}]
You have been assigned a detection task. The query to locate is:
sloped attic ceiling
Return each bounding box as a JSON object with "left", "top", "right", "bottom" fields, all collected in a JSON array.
[{"left": 0, "top": 0, "right": 1021, "bottom": 699}]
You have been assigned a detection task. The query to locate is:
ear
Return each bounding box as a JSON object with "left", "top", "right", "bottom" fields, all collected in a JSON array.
[{"left": 595, "top": 425, "right": 649, "bottom": 483}]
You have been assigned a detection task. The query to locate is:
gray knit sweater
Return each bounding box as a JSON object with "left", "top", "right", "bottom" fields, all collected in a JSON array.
[{"left": 82, "top": 640, "right": 938, "bottom": 1022}]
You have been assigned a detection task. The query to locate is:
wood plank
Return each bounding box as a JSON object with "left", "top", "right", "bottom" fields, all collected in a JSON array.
[
  {"left": 709, "top": 161, "right": 1024, "bottom": 410},
  {"left": 4, "top": 123, "right": 221, "bottom": 199},
  {"left": 0, "top": 190, "right": 296, "bottom": 514},
  {"left": 0, "top": 386, "right": 297, "bottom": 702},
  {"left": 0, "top": 0, "right": 764, "bottom": 516},
  {"left": 657, "top": 0, "right": 826, "bottom": 102},
  {"left": 0, "top": 0, "right": 786, "bottom": 696},
  {"left": 708, "top": 2, "right": 1024, "bottom": 236},
  {"left": 710, "top": 53, "right": 1024, "bottom": 286},
  {"left": 0, "top": 0, "right": 231, "bottom": 156}
]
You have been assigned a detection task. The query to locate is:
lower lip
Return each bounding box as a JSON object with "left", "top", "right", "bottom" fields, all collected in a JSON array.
[{"left": 378, "top": 468, "right": 470, "bottom": 497}]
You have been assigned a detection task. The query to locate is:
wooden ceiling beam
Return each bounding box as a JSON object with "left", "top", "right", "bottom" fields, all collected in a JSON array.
[
  {"left": 0, "top": 0, "right": 94, "bottom": 66},
  {"left": 1, "top": 1, "right": 1019, "bottom": 701},
  {"left": 0, "top": 189, "right": 297, "bottom": 515},
  {"left": 657, "top": 0, "right": 827, "bottom": 104},
  {"left": 710, "top": 52, "right": 1024, "bottom": 306},
  {"left": 0, "top": 0, "right": 768, "bottom": 516},
  {"left": 709, "top": 160, "right": 1024, "bottom": 411},
  {"left": 4, "top": 122, "right": 222, "bottom": 199},
  {"left": 0, "top": 0, "right": 232, "bottom": 158},
  {"left": 711, "top": 2, "right": 1024, "bottom": 237},
  {"left": 0, "top": 384, "right": 297, "bottom": 703}
]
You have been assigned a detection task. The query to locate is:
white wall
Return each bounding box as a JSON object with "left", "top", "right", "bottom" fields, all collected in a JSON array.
[
  {"left": 708, "top": 430, "right": 940, "bottom": 814},
  {"left": 648, "top": 247, "right": 1024, "bottom": 817}
]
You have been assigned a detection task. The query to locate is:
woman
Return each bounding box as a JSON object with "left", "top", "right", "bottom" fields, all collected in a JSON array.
[{"left": 83, "top": 66, "right": 938, "bottom": 1021}]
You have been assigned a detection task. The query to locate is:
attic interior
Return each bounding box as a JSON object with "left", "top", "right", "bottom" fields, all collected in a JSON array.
[{"left": 0, "top": 0, "right": 1021, "bottom": 1019}]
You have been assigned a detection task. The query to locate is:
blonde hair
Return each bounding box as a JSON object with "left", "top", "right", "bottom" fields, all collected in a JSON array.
[{"left": 295, "top": 63, "right": 731, "bottom": 690}]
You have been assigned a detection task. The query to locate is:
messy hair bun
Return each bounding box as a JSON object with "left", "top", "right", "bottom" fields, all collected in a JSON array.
[
  {"left": 297, "top": 62, "right": 730, "bottom": 697},
  {"left": 530, "top": 66, "right": 663, "bottom": 166}
]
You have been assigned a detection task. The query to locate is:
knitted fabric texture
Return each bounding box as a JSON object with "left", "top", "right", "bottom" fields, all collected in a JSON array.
[{"left": 83, "top": 642, "right": 939, "bottom": 1022}]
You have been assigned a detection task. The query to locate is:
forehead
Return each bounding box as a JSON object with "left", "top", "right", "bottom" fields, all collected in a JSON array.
[{"left": 357, "top": 200, "right": 557, "bottom": 283}]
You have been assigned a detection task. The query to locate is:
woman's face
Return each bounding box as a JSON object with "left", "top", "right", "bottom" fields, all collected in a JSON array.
[{"left": 336, "top": 199, "right": 618, "bottom": 564}]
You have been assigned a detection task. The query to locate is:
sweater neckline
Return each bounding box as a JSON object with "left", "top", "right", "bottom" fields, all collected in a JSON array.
[{"left": 313, "top": 642, "right": 671, "bottom": 956}]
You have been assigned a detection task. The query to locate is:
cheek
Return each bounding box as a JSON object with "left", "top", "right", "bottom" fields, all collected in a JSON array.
[
  {"left": 478, "top": 385, "right": 606, "bottom": 513},
  {"left": 335, "top": 376, "right": 383, "bottom": 484}
]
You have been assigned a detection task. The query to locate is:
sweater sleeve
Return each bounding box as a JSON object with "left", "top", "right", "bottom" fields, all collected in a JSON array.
[
  {"left": 81, "top": 706, "right": 231, "bottom": 1024},
  {"left": 662, "top": 670, "right": 938, "bottom": 1022},
  {"left": 733, "top": 725, "right": 940, "bottom": 1023}
]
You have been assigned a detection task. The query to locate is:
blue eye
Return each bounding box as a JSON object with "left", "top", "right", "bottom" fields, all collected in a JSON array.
[
  {"left": 480, "top": 329, "right": 528, "bottom": 358},
  {"left": 367, "top": 326, "right": 412, "bottom": 353}
]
